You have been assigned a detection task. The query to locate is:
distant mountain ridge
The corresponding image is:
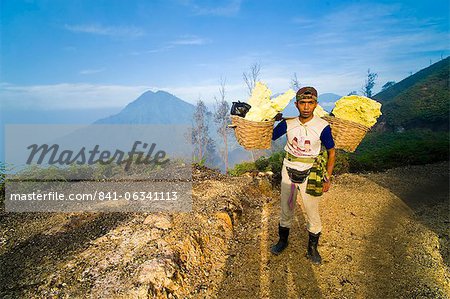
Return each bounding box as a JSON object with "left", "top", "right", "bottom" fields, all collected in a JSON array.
[
  {"left": 95, "top": 90, "right": 195, "bottom": 124},
  {"left": 318, "top": 93, "right": 341, "bottom": 103},
  {"left": 318, "top": 93, "right": 341, "bottom": 111},
  {"left": 373, "top": 57, "right": 449, "bottom": 131}
]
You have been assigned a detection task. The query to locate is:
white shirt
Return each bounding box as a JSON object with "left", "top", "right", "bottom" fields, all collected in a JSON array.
[{"left": 283, "top": 115, "right": 330, "bottom": 171}]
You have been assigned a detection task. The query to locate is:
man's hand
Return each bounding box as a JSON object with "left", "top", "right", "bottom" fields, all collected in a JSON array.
[
  {"left": 323, "top": 181, "right": 331, "bottom": 192},
  {"left": 274, "top": 113, "right": 283, "bottom": 121}
]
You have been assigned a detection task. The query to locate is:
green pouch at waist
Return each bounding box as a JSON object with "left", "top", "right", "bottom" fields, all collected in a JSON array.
[{"left": 306, "top": 151, "right": 328, "bottom": 197}]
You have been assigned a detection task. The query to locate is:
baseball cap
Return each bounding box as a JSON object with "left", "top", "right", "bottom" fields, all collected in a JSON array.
[{"left": 296, "top": 86, "right": 318, "bottom": 101}]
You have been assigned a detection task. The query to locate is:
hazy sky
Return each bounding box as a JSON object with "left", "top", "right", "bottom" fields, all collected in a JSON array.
[{"left": 1, "top": 0, "right": 449, "bottom": 110}]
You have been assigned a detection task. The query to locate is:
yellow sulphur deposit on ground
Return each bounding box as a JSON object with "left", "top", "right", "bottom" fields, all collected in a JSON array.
[
  {"left": 245, "top": 81, "right": 295, "bottom": 121},
  {"left": 332, "top": 95, "right": 382, "bottom": 128}
]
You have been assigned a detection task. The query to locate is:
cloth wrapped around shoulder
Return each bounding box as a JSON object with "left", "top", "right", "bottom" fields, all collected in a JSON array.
[{"left": 306, "top": 151, "right": 328, "bottom": 196}]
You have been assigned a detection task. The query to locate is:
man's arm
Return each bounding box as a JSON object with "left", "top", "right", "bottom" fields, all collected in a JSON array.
[
  {"left": 320, "top": 125, "right": 335, "bottom": 193},
  {"left": 272, "top": 118, "right": 287, "bottom": 140},
  {"left": 323, "top": 147, "right": 335, "bottom": 192}
]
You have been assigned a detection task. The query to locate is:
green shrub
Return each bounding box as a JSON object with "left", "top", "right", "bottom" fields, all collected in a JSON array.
[
  {"left": 230, "top": 151, "right": 286, "bottom": 177},
  {"left": 349, "top": 129, "right": 449, "bottom": 172},
  {"left": 93, "top": 162, "right": 123, "bottom": 180},
  {"left": 333, "top": 150, "right": 351, "bottom": 174},
  {"left": 255, "top": 156, "right": 269, "bottom": 172},
  {"left": 266, "top": 151, "right": 285, "bottom": 174},
  {"left": 228, "top": 161, "right": 257, "bottom": 176},
  {"left": 229, "top": 129, "right": 449, "bottom": 177}
]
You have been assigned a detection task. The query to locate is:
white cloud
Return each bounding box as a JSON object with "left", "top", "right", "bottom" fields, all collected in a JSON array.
[
  {"left": 182, "top": 0, "right": 242, "bottom": 16},
  {"left": 291, "top": 17, "right": 315, "bottom": 29},
  {"left": 302, "top": 3, "right": 447, "bottom": 51},
  {"left": 0, "top": 83, "right": 152, "bottom": 110},
  {"left": 64, "top": 24, "right": 145, "bottom": 38},
  {"left": 285, "top": 2, "right": 450, "bottom": 93},
  {"left": 0, "top": 82, "right": 248, "bottom": 111},
  {"left": 160, "top": 82, "right": 245, "bottom": 103},
  {"left": 79, "top": 68, "right": 105, "bottom": 75},
  {"left": 63, "top": 46, "right": 77, "bottom": 52},
  {"left": 0, "top": 76, "right": 372, "bottom": 115},
  {"left": 129, "top": 46, "right": 175, "bottom": 55},
  {"left": 170, "top": 35, "right": 211, "bottom": 45},
  {"left": 129, "top": 35, "right": 210, "bottom": 55}
]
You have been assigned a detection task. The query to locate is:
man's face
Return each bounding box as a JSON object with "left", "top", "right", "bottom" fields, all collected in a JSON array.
[{"left": 295, "top": 98, "right": 317, "bottom": 118}]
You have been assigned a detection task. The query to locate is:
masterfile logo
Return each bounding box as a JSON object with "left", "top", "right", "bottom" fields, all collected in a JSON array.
[
  {"left": 4, "top": 124, "right": 193, "bottom": 212},
  {"left": 26, "top": 141, "right": 169, "bottom": 171}
]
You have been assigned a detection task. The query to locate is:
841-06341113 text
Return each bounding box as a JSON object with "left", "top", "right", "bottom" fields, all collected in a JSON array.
[{"left": 9, "top": 191, "right": 179, "bottom": 201}]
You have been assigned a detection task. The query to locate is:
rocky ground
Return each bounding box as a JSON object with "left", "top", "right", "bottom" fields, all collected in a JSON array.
[{"left": 0, "top": 162, "right": 449, "bottom": 298}]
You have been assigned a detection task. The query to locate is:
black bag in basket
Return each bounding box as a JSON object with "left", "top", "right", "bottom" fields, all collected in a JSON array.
[{"left": 231, "top": 101, "right": 251, "bottom": 118}]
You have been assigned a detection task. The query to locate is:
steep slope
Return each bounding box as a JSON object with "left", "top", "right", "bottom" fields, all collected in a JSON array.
[
  {"left": 373, "top": 57, "right": 449, "bottom": 131},
  {"left": 374, "top": 57, "right": 449, "bottom": 103}
]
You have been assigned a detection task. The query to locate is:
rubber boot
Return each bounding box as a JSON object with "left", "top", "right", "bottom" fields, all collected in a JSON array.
[
  {"left": 271, "top": 225, "right": 289, "bottom": 255},
  {"left": 307, "top": 231, "right": 322, "bottom": 264}
]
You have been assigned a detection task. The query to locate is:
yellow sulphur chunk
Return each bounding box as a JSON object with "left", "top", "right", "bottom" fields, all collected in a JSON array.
[
  {"left": 270, "top": 89, "right": 295, "bottom": 111},
  {"left": 244, "top": 82, "right": 296, "bottom": 121},
  {"left": 247, "top": 81, "right": 271, "bottom": 108},
  {"left": 332, "top": 95, "right": 382, "bottom": 127},
  {"left": 245, "top": 102, "right": 278, "bottom": 121},
  {"left": 314, "top": 104, "right": 329, "bottom": 117}
]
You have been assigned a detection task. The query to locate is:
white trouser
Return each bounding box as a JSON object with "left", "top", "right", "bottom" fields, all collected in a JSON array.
[{"left": 279, "top": 163, "right": 322, "bottom": 234}]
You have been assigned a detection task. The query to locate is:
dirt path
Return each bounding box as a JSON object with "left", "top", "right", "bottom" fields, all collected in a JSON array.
[
  {"left": 0, "top": 163, "right": 448, "bottom": 298},
  {"left": 216, "top": 162, "right": 449, "bottom": 298}
]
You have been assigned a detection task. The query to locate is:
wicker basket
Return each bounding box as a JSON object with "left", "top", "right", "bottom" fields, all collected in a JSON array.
[
  {"left": 322, "top": 115, "right": 370, "bottom": 152},
  {"left": 230, "top": 115, "right": 275, "bottom": 149}
]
